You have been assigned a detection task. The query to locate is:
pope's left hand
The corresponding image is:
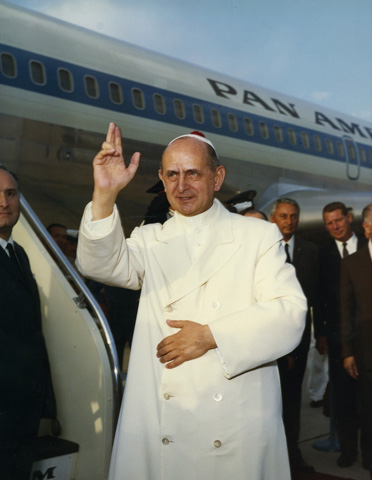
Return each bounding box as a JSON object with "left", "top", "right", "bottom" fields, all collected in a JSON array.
[{"left": 156, "top": 320, "right": 217, "bottom": 369}]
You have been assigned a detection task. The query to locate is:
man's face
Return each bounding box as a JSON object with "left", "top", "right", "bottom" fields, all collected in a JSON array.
[
  {"left": 323, "top": 208, "right": 353, "bottom": 242},
  {"left": 0, "top": 169, "right": 20, "bottom": 241},
  {"left": 158, "top": 139, "right": 225, "bottom": 217},
  {"left": 270, "top": 203, "right": 299, "bottom": 241},
  {"left": 49, "top": 226, "right": 68, "bottom": 251}
]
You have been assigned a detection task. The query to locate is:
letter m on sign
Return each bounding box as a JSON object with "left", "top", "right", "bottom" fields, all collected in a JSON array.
[{"left": 32, "top": 466, "right": 57, "bottom": 480}]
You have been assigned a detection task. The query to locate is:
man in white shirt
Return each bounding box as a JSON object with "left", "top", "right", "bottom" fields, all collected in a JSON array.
[
  {"left": 318, "top": 201, "right": 367, "bottom": 468},
  {"left": 0, "top": 166, "right": 56, "bottom": 480},
  {"left": 270, "top": 198, "right": 319, "bottom": 475},
  {"left": 77, "top": 123, "right": 306, "bottom": 480}
]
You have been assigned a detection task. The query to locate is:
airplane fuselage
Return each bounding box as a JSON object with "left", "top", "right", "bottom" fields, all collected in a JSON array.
[{"left": 0, "top": 2, "right": 371, "bottom": 235}]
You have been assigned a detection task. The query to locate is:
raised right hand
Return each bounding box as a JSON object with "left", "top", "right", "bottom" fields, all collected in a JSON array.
[{"left": 92, "top": 123, "right": 140, "bottom": 220}]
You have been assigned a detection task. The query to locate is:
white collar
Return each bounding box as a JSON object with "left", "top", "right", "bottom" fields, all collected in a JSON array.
[
  {"left": 335, "top": 232, "right": 357, "bottom": 247},
  {"left": 0, "top": 235, "right": 14, "bottom": 251},
  {"left": 174, "top": 199, "right": 218, "bottom": 230},
  {"left": 334, "top": 232, "right": 357, "bottom": 256},
  {"left": 282, "top": 235, "right": 295, "bottom": 249}
]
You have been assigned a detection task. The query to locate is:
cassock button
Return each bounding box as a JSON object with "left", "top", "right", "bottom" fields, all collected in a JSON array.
[
  {"left": 212, "top": 301, "right": 221, "bottom": 309},
  {"left": 165, "top": 305, "right": 173, "bottom": 313},
  {"left": 163, "top": 393, "right": 171, "bottom": 400},
  {"left": 214, "top": 440, "right": 222, "bottom": 448},
  {"left": 214, "top": 393, "right": 222, "bottom": 401},
  {"left": 162, "top": 438, "right": 170, "bottom": 445}
]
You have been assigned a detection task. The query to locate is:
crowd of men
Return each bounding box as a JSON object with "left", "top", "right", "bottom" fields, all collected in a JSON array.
[
  {"left": 269, "top": 197, "right": 372, "bottom": 477},
  {"left": 1, "top": 124, "right": 371, "bottom": 479}
]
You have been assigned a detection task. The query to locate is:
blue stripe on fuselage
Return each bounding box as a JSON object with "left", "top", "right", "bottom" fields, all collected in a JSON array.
[{"left": 0, "top": 43, "right": 371, "bottom": 170}]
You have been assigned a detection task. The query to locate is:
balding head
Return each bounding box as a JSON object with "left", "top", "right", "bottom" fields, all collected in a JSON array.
[
  {"left": 161, "top": 135, "right": 219, "bottom": 173},
  {"left": 158, "top": 137, "right": 225, "bottom": 217}
]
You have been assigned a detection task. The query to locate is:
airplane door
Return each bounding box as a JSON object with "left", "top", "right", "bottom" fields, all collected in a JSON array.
[{"left": 343, "top": 135, "right": 360, "bottom": 180}]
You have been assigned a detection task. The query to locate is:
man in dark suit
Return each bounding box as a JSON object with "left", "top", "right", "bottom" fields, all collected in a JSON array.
[
  {"left": 340, "top": 203, "right": 372, "bottom": 478},
  {"left": 317, "top": 201, "right": 367, "bottom": 468},
  {"left": 0, "top": 166, "right": 56, "bottom": 480},
  {"left": 271, "top": 197, "right": 319, "bottom": 475}
]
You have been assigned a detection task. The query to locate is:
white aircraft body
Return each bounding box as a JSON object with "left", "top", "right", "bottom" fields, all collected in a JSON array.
[
  {"left": 1, "top": 3, "right": 372, "bottom": 479},
  {"left": 1, "top": 2, "right": 371, "bottom": 235}
]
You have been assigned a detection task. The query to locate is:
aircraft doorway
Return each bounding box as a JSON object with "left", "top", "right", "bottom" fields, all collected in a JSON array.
[{"left": 343, "top": 135, "right": 360, "bottom": 180}]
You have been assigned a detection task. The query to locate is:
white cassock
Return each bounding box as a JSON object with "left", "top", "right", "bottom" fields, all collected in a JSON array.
[{"left": 77, "top": 199, "right": 306, "bottom": 480}]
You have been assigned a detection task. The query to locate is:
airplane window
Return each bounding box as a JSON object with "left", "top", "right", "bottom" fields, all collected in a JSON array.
[
  {"left": 132, "top": 88, "right": 145, "bottom": 109},
  {"left": 313, "top": 135, "right": 322, "bottom": 151},
  {"left": 288, "top": 128, "right": 297, "bottom": 145},
  {"left": 211, "top": 109, "right": 221, "bottom": 128},
  {"left": 58, "top": 68, "right": 73, "bottom": 92},
  {"left": 30, "top": 60, "right": 46, "bottom": 85},
  {"left": 359, "top": 147, "right": 366, "bottom": 163},
  {"left": 1, "top": 53, "right": 17, "bottom": 78},
  {"left": 336, "top": 141, "right": 344, "bottom": 157},
  {"left": 85, "top": 75, "right": 99, "bottom": 99},
  {"left": 153, "top": 94, "right": 166, "bottom": 114},
  {"left": 193, "top": 104, "right": 204, "bottom": 124},
  {"left": 109, "top": 82, "right": 123, "bottom": 104},
  {"left": 326, "top": 138, "right": 334, "bottom": 155},
  {"left": 173, "top": 99, "right": 185, "bottom": 119},
  {"left": 228, "top": 113, "right": 238, "bottom": 132},
  {"left": 369, "top": 150, "right": 372, "bottom": 165},
  {"left": 274, "top": 125, "right": 283, "bottom": 142},
  {"left": 301, "top": 132, "right": 310, "bottom": 148},
  {"left": 259, "top": 121, "right": 269, "bottom": 139},
  {"left": 244, "top": 117, "right": 254, "bottom": 136}
]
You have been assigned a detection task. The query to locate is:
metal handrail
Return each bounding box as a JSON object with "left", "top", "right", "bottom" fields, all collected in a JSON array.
[{"left": 20, "top": 194, "right": 123, "bottom": 439}]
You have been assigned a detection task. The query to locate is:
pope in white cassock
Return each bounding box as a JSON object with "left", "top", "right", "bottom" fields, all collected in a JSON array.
[{"left": 76, "top": 123, "right": 307, "bottom": 480}]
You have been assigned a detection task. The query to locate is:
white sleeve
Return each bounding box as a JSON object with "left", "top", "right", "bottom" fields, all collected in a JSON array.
[
  {"left": 79, "top": 202, "right": 117, "bottom": 238},
  {"left": 76, "top": 202, "right": 143, "bottom": 289},
  {"left": 208, "top": 227, "right": 307, "bottom": 379}
]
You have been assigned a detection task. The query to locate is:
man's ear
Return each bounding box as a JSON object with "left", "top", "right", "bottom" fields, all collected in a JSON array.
[{"left": 213, "top": 166, "right": 226, "bottom": 192}]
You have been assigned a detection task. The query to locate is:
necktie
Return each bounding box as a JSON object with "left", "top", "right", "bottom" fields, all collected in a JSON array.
[
  {"left": 342, "top": 242, "right": 349, "bottom": 258},
  {"left": 6, "top": 243, "right": 23, "bottom": 274},
  {"left": 284, "top": 243, "right": 291, "bottom": 263}
]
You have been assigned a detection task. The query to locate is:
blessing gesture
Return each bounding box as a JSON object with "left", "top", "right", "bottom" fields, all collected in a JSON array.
[{"left": 92, "top": 123, "right": 140, "bottom": 220}]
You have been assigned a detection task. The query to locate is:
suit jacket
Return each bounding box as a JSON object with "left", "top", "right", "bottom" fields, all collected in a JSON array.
[
  {"left": 340, "top": 243, "right": 372, "bottom": 370},
  {"left": 77, "top": 199, "right": 306, "bottom": 480},
  {"left": 291, "top": 236, "right": 319, "bottom": 356},
  {"left": 0, "top": 241, "right": 56, "bottom": 442},
  {"left": 318, "top": 236, "right": 366, "bottom": 352}
]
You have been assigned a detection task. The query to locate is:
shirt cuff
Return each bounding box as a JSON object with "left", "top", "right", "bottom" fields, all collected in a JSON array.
[{"left": 83, "top": 202, "right": 118, "bottom": 238}]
